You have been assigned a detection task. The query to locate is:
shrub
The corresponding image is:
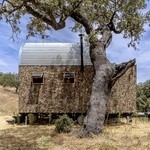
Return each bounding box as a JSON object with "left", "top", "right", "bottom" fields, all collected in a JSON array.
[
  {"left": 48, "top": 112, "right": 52, "bottom": 124},
  {"left": 55, "top": 114, "right": 74, "bottom": 133},
  {"left": 28, "top": 113, "right": 35, "bottom": 125},
  {"left": 77, "top": 114, "right": 85, "bottom": 124},
  {"left": 36, "top": 135, "right": 51, "bottom": 149}
]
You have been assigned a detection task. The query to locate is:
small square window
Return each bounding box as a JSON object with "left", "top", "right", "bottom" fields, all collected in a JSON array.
[
  {"left": 64, "top": 72, "right": 75, "bottom": 83},
  {"left": 64, "top": 78, "right": 74, "bottom": 83},
  {"left": 31, "top": 72, "right": 43, "bottom": 84},
  {"left": 33, "top": 77, "right": 43, "bottom": 84}
]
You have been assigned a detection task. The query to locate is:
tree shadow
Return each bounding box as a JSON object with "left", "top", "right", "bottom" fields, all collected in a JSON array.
[{"left": 0, "top": 125, "right": 56, "bottom": 150}]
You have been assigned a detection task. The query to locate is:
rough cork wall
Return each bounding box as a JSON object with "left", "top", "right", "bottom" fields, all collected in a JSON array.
[
  {"left": 107, "top": 65, "right": 136, "bottom": 113},
  {"left": 19, "top": 65, "right": 136, "bottom": 114}
]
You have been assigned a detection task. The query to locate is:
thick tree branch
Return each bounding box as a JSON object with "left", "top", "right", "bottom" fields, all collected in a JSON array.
[
  {"left": 107, "top": 11, "right": 122, "bottom": 34},
  {"left": 30, "top": 0, "right": 58, "bottom": 26},
  {"left": 95, "top": 11, "right": 122, "bottom": 35},
  {"left": 99, "top": 25, "right": 112, "bottom": 49},
  {"left": 25, "top": 5, "right": 65, "bottom": 30},
  {"left": 0, "top": 0, "right": 28, "bottom": 14},
  {"left": 59, "top": 1, "right": 83, "bottom": 26},
  {"left": 29, "top": 0, "right": 83, "bottom": 32},
  {"left": 70, "top": 11, "right": 93, "bottom": 34},
  {"left": 109, "top": 59, "right": 136, "bottom": 88}
]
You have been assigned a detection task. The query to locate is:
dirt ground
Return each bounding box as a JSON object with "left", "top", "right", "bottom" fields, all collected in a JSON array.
[
  {"left": 0, "top": 86, "right": 18, "bottom": 116},
  {"left": 0, "top": 86, "right": 150, "bottom": 150},
  {"left": 0, "top": 116, "right": 150, "bottom": 150}
]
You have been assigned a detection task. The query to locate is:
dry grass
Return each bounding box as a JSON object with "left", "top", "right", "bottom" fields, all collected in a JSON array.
[
  {"left": 0, "top": 86, "right": 150, "bottom": 150},
  {"left": 0, "top": 86, "right": 18, "bottom": 115},
  {"left": 0, "top": 119, "right": 149, "bottom": 150}
]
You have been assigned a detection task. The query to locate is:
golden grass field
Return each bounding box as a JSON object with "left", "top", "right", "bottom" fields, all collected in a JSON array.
[{"left": 0, "top": 86, "right": 150, "bottom": 150}]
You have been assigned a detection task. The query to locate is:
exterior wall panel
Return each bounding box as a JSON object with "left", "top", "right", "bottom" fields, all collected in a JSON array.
[
  {"left": 19, "top": 65, "right": 136, "bottom": 114},
  {"left": 19, "top": 43, "right": 136, "bottom": 114}
]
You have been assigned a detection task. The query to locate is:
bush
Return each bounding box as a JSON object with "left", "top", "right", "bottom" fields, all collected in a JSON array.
[
  {"left": 28, "top": 113, "right": 35, "bottom": 125},
  {"left": 55, "top": 114, "right": 74, "bottom": 133},
  {"left": 48, "top": 112, "right": 52, "bottom": 124},
  {"left": 36, "top": 135, "right": 51, "bottom": 149},
  {"left": 0, "top": 72, "right": 19, "bottom": 92}
]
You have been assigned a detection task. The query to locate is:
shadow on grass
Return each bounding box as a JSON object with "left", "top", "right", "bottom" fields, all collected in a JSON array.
[{"left": 0, "top": 125, "right": 58, "bottom": 150}]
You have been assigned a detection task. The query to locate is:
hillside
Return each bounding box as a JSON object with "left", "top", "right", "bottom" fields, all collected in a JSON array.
[
  {"left": 0, "top": 86, "right": 150, "bottom": 150},
  {"left": 0, "top": 86, "right": 18, "bottom": 115}
]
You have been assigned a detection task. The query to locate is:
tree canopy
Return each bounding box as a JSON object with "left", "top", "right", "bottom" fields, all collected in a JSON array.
[
  {"left": 137, "top": 80, "right": 150, "bottom": 112},
  {"left": 0, "top": 72, "right": 19, "bottom": 92},
  {"left": 0, "top": 0, "right": 149, "bottom": 49}
]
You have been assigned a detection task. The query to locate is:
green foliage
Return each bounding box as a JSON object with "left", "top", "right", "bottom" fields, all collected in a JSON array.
[
  {"left": 0, "top": 72, "right": 19, "bottom": 92},
  {"left": 0, "top": 0, "right": 149, "bottom": 49},
  {"left": 55, "top": 114, "right": 74, "bottom": 133},
  {"left": 137, "top": 80, "right": 150, "bottom": 112},
  {"left": 77, "top": 114, "right": 85, "bottom": 124},
  {"left": 36, "top": 135, "right": 51, "bottom": 149},
  {"left": 28, "top": 113, "right": 35, "bottom": 125},
  {"left": 48, "top": 112, "right": 52, "bottom": 124},
  {"left": 118, "top": 113, "right": 122, "bottom": 122}
]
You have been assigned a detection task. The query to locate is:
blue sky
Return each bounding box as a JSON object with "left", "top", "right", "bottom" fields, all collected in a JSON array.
[{"left": 0, "top": 14, "right": 150, "bottom": 83}]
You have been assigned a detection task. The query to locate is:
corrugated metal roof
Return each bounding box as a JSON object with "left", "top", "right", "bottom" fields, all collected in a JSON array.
[{"left": 19, "top": 43, "right": 92, "bottom": 66}]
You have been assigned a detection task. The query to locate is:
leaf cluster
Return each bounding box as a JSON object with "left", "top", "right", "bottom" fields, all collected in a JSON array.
[
  {"left": 0, "top": 0, "right": 149, "bottom": 49},
  {"left": 0, "top": 72, "right": 19, "bottom": 92},
  {"left": 28, "top": 113, "right": 35, "bottom": 125},
  {"left": 137, "top": 80, "right": 150, "bottom": 112}
]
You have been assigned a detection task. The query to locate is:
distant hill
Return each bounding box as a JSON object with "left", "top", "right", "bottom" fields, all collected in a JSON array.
[{"left": 0, "top": 86, "right": 18, "bottom": 115}]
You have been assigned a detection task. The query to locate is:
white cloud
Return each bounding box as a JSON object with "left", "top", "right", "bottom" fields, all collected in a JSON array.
[{"left": 0, "top": 60, "right": 7, "bottom": 66}]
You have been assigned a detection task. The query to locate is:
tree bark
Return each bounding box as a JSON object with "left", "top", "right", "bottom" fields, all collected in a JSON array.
[{"left": 81, "top": 25, "right": 135, "bottom": 137}]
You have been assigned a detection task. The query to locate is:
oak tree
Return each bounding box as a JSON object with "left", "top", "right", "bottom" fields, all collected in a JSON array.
[
  {"left": 137, "top": 80, "right": 150, "bottom": 112},
  {"left": 0, "top": 0, "right": 149, "bottom": 137}
]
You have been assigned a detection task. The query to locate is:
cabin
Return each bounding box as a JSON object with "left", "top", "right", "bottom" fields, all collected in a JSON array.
[{"left": 19, "top": 43, "right": 136, "bottom": 121}]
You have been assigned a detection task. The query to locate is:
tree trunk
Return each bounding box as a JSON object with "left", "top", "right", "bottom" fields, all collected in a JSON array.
[{"left": 81, "top": 26, "right": 135, "bottom": 137}]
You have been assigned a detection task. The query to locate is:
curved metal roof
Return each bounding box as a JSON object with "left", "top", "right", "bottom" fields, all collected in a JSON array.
[{"left": 19, "top": 43, "right": 92, "bottom": 66}]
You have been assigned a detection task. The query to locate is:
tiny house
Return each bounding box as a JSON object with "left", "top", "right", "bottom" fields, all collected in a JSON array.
[{"left": 19, "top": 43, "right": 136, "bottom": 121}]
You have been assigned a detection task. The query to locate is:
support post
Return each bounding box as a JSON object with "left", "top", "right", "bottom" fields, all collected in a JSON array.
[{"left": 25, "top": 116, "right": 28, "bottom": 125}]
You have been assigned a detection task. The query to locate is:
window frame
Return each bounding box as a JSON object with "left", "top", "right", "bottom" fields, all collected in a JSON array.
[
  {"left": 31, "top": 72, "right": 44, "bottom": 84},
  {"left": 64, "top": 72, "right": 75, "bottom": 84}
]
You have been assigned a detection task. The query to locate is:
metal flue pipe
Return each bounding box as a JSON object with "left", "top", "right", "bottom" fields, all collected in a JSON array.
[{"left": 79, "top": 34, "right": 84, "bottom": 72}]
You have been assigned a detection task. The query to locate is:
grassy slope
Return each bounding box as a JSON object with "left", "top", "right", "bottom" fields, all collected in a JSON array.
[
  {"left": 0, "top": 86, "right": 150, "bottom": 150},
  {"left": 0, "top": 86, "right": 18, "bottom": 115}
]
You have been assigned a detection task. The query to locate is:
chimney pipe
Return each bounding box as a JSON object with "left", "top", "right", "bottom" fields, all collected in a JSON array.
[{"left": 79, "top": 34, "right": 84, "bottom": 72}]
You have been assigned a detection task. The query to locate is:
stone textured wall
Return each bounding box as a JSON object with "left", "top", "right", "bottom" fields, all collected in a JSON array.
[
  {"left": 19, "top": 65, "right": 136, "bottom": 114},
  {"left": 107, "top": 65, "right": 136, "bottom": 113}
]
